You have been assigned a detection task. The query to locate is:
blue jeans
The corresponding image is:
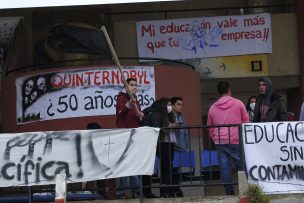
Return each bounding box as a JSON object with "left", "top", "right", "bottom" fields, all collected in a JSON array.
[{"left": 214, "top": 144, "right": 241, "bottom": 195}]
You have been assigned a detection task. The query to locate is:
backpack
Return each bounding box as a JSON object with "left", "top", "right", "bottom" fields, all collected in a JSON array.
[
  {"left": 141, "top": 107, "right": 153, "bottom": 127},
  {"left": 141, "top": 107, "right": 162, "bottom": 127}
]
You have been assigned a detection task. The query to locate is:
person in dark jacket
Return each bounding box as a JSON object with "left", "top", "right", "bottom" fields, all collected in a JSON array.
[
  {"left": 246, "top": 96, "right": 256, "bottom": 122},
  {"left": 253, "top": 77, "right": 288, "bottom": 122},
  {"left": 142, "top": 98, "right": 183, "bottom": 198}
]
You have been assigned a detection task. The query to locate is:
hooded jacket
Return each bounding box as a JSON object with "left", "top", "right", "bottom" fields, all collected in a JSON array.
[
  {"left": 253, "top": 77, "right": 288, "bottom": 122},
  {"left": 116, "top": 92, "right": 141, "bottom": 128},
  {"left": 207, "top": 96, "right": 249, "bottom": 144},
  {"left": 253, "top": 93, "right": 287, "bottom": 122}
]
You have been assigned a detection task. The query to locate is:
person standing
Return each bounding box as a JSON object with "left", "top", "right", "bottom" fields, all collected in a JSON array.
[
  {"left": 207, "top": 81, "right": 249, "bottom": 195},
  {"left": 143, "top": 98, "right": 183, "bottom": 197},
  {"left": 115, "top": 77, "right": 144, "bottom": 199},
  {"left": 246, "top": 96, "right": 256, "bottom": 122},
  {"left": 170, "top": 96, "right": 189, "bottom": 197},
  {"left": 170, "top": 96, "right": 189, "bottom": 151},
  {"left": 253, "top": 77, "right": 288, "bottom": 122},
  {"left": 299, "top": 102, "right": 304, "bottom": 121},
  {"left": 116, "top": 77, "right": 144, "bottom": 128}
]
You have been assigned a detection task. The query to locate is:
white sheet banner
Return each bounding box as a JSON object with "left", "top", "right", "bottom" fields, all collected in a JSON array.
[
  {"left": 136, "top": 13, "right": 272, "bottom": 60},
  {"left": 16, "top": 66, "right": 155, "bottom": 124},
  {"left": 0, "top": 127, "right": 159, "bottom": 187},
  {"left": 242, "top": 122, "right": 304, "bottom": 194}
]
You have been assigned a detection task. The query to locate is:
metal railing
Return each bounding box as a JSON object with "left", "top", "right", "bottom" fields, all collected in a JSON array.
[
  {"left": 137, "top": 124, "right": 244, "bottom": 199},
  {"left": 0, "top": 124, "right": 244, "bottom": 202}
]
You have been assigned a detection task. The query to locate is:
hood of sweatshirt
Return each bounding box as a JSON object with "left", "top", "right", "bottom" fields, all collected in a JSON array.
[{"left": 214, "top": 96, "right": 235, "bottom": 110}]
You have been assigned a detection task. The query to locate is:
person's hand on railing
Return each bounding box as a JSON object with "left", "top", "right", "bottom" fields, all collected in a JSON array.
[{"left": 169, "top": 122, "right": 178, "bottom": 128}]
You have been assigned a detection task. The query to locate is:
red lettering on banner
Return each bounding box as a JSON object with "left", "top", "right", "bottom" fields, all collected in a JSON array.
[
  {"left": 201, "top": 21, "right": 211, "bottom": 30},
  {"left": 63, "top": 74, "right": 71, "bottom": 86},
  {"left": 85, "top": 72, "right": 94, "bottom": 86},
  {"left": 94, "top": 71, "right": 101, "bottom": 86},
  {"left": 102, "top": 71, "right": 110, "bottom": 85},
  {"left": 50, "top": 69, "right": 152, "bottom": 88},
  {"left": 221, "top": 29, "right": 266, "bottom": 42},
  {"left": 121, "top": 71, "right": 129, "bottom": 84},
  {"left": 138, "top": 71, "right": 144, "bottom": 84},
  {"left": 111, "top": 70, "right": 119, "bottom": 84},
  {"left": 144, "top": 71, "right": 150, "bottom": 84},
  {"left": 243, "top": 16, "right": 265, "bottom": 27},
  {"left": 168, "top": 37, "right": 179, "bottom": 47},
  {"left": 51, "top": 75, "right": 62, "bottom": 89},
  {"left": 71, "top": 74, "right": 75, "bottom": 87},
  {"left": 159, "top": 22, "right": 189, "bottom": 34},
  {"left": 141, "top": 24, "right": 155, "bottom": 37},
  {"left": 129, "top": 70, "right": 137, "bottom": 80},
  {"left": 76, "top": 74, "right": 84, "bottom": 86},
  {"left": 217, "top": 18, "right": 238, "bottom": 28},
  {"left": 147, "top": 40, "right": 166, "bottom": 54},
  {"left": 263, "top": 28, "right": 270, "bottom": 42}
]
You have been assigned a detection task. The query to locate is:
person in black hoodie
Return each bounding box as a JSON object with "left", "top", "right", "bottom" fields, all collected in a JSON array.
[{"left": 253, "top": 77, "right": 288, "bottom": 122}]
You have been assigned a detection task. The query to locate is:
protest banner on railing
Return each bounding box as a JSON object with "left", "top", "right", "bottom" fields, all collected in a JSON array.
[
  {"left": 0, "top": 127, "right": 159, "bottom": 187},
  {"left": 242, "top": 122, "right": 304, "bottom": 194}
]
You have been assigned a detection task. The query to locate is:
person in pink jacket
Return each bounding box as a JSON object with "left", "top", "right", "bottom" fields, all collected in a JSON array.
[{"left": 207, "top": 81, "right": 248, "bottom": 195}]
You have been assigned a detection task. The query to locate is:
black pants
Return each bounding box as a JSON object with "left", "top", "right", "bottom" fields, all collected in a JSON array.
[{"left": 143, "top": 142, "right": 183, "bottom": 197}]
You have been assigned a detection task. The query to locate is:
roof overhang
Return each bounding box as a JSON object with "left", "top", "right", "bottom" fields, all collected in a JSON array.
[{"left": 1, "top": 0, "right": 180, "bottom": 9}]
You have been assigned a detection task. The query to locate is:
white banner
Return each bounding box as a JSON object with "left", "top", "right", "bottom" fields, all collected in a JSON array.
[
  {"left": 0, "top": 127, "right": 159, "bottom": 187},
  {"left": 16, "top": 66, "right": 155, "bottom": 124},
  {"left": 242, "top": 122, "right": 304, "bottom": 194},
  {"left": 136, "top": 13, "right": 272, "bottom": 60}
]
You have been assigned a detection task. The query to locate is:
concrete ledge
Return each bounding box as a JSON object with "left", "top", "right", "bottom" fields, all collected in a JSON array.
[{"left": 61, "top": 196, "right": 239, "bottom": 203}]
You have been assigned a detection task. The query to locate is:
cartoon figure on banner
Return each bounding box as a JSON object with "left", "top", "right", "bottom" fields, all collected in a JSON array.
[
  {"left": 179, "top": 21, "right": 207, "bottom": 53},
  {"left": 23, "top": 78, "right": 42, "bottom": 105},
  {"left": 208, "top": 27, "right": 222, "bottom": 47},
  {"left": 21, "top": 74, "right": 54, "bottom": 120},
  {"left": 179, "top": 21, "right": 222, "bottom": 54},
  {"left": 37, "top": 77, "right": 47, "bottom": 92},
  {"left": 24, "top": 79, "right": 34, "bottom": 104}
]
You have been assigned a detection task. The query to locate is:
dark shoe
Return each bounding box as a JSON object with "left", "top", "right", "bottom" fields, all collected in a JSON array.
[
  {"left": 116, "top": 193, "right": 127, "bottom": 199},
  {"left": 225, "top": 190, "right": 235, "bottom": 195},
  {"left": 161, "top": 194, "right": 174, "bottom": 198},
  {"left": 176, "top": 192, "right": 184, "bottom": 197},
  {"left": 144, "top": 193, "right": 157, "bottom": 198}
]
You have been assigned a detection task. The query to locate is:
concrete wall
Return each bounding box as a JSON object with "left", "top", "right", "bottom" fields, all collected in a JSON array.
[{"left": 269, "top": 13, "right": 299, "bottom": 75}]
